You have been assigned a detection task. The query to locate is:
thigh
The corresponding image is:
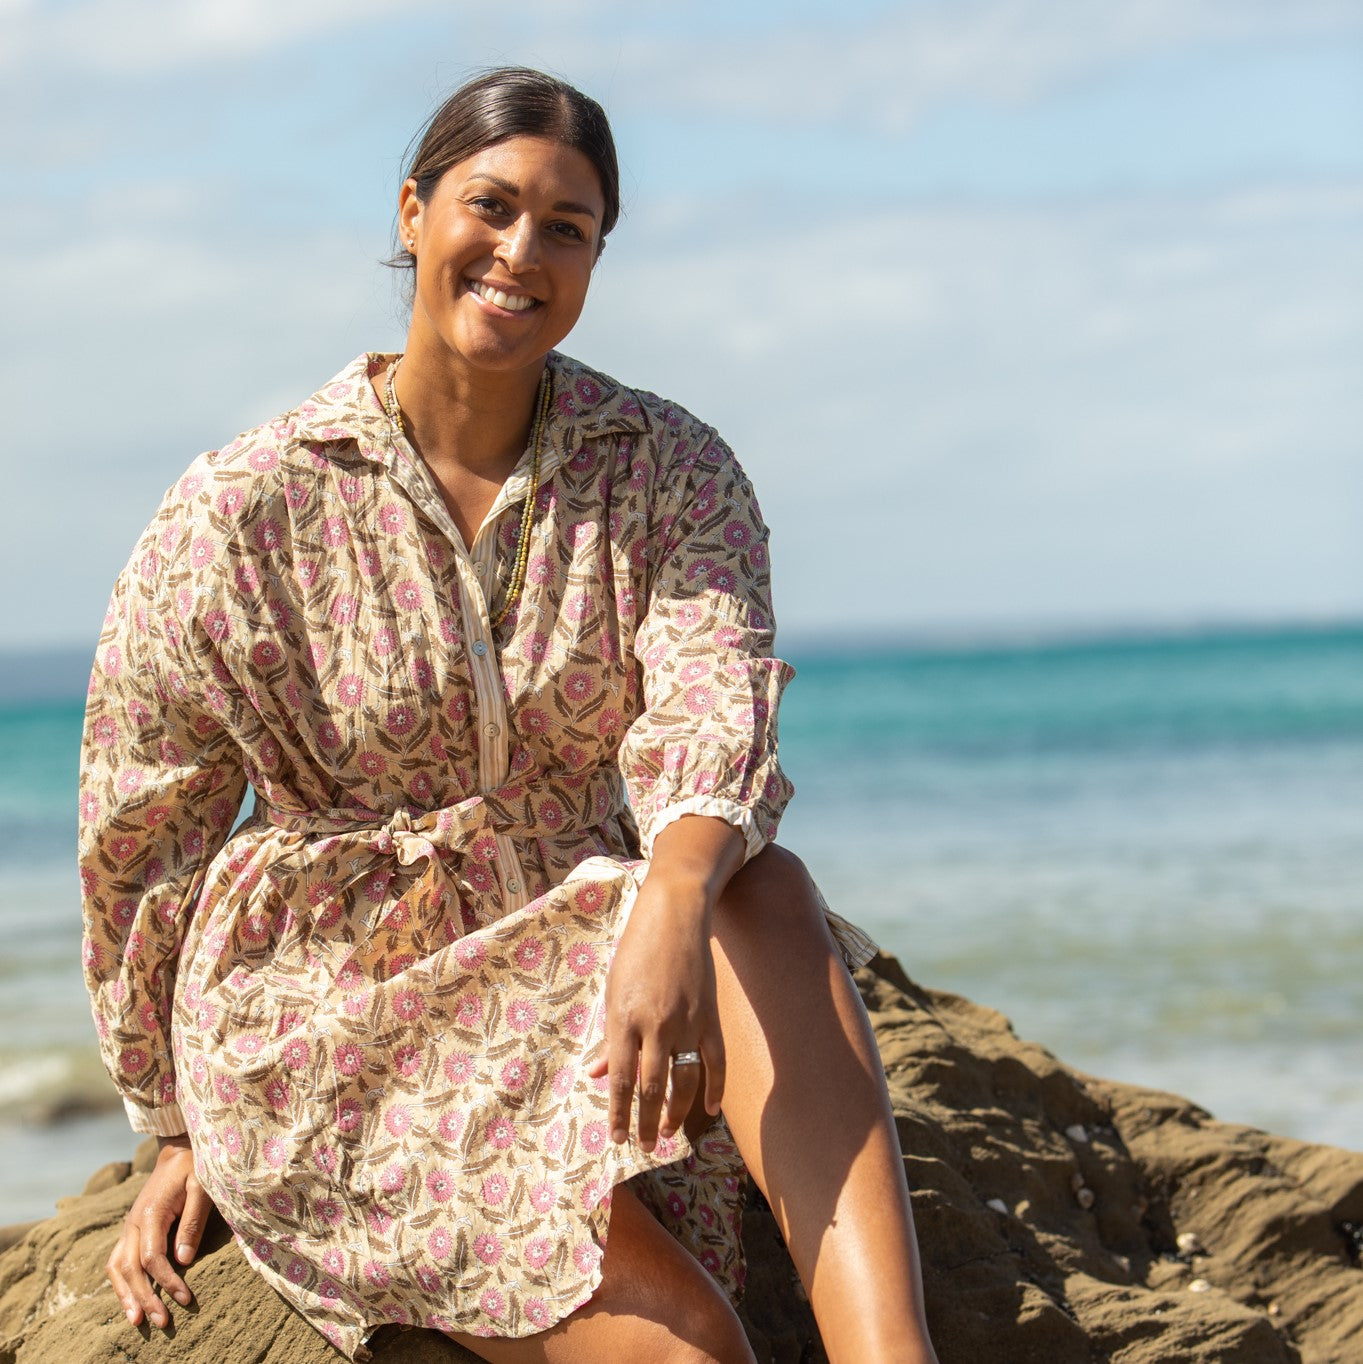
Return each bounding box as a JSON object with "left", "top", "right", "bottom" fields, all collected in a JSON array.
[{"left": 447, "top": 1184, "right": 754, "bottom": 1364}]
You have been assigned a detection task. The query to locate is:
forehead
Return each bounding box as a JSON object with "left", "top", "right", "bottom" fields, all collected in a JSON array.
[{"left": 443, "top": 136, "right": 605, "bottom": 211}]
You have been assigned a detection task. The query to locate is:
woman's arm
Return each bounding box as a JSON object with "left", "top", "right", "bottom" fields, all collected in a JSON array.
[{"left": 588, "top": 813, "right": 744, "bottom": 1149}]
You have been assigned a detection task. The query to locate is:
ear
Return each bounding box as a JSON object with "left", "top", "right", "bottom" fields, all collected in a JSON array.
[{"left": 398, "top": 178, "right": 423, "bottom": 254}]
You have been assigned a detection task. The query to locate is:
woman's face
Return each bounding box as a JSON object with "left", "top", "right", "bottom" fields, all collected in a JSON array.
[{"left": 400, "top": 136, "right": 606, "bottom": 381}]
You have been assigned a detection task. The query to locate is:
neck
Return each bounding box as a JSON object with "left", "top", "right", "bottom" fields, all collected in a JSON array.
[{"left": 390, "top": 344, "right": 548, "bottom": 480}]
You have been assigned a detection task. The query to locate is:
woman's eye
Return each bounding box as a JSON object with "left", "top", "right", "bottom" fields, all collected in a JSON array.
[
  {"left": 469, "top": 196, "right": 506, "bottom": 215},
  {"left": 550, "top": 221, "right": 586, "bottom": 241}
]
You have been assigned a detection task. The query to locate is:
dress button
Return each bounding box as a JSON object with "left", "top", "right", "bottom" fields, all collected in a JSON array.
[
  {"left": 471, "top": 640, "right": 488, "bottom": 657},
  {"left": 484, "top": 722, "right": 500, "bottom": 738},
  {"left": 506, "top": 879, "right": 521, "bottom": 894}
]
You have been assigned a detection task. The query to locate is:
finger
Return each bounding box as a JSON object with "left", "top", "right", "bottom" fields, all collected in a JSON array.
[
  {"left": 175, "top": 1176, "right": 212, "bottom": 1266},
  {"left": 107, "top": 1258, "right": 141, "bottom": 1326},
  {"left": 660, "top": 1051, "right": 700, "bottom": 1140},
  {"left": 702, "top": 1031, "right": 726, "bottom": 1116},
  {"left": 583, "top": 1039, "right": 608, "bottom": 1079},
  {"left": 607, "top": 1034, "right": 640, "bottom": 1145},
  {"left": 635, "top": 1040, "right": 671, "bottom": 1153},
  {"left": 140, "top": 1206, "right": 192, "bottom": 1310}
]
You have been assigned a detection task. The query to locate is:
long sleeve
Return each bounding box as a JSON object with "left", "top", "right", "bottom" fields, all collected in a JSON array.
[
  {"left": 79, "top": 495, "right": 248, "bottom": 1135},
  {"left": 618, "top": 421, "right": 795, "bottom": 862}
]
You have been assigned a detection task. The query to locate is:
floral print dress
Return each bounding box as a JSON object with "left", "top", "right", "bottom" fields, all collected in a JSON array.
[{"left": 79, "top": 351, "right": 875, "bottom": 1359}]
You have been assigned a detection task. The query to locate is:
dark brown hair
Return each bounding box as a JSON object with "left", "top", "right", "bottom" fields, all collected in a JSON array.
[{"left": 391, "top": 66, "right": 620, "bottom": 276}]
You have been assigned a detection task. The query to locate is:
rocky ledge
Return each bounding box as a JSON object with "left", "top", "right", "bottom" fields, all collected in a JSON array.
[{"left": 2, "top": 954, "right": 1360, "bottom": 1363}]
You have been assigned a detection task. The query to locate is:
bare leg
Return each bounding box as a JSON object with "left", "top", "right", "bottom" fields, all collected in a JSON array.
[
  {"left": 709, "top": 845, "right": 939, "bottom": 1364},
  {"left": 448, "top": 1183, "right": 755, "bottom": 1364}
]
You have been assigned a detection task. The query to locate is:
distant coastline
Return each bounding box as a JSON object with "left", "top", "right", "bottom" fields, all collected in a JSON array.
[{"left": 5, "top": 616, "right": 1362, "bottom": 706}]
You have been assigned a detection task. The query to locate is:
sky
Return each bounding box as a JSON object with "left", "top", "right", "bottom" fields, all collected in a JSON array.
[{"left": 1, "top": 0, "right": 1360, "bottom": 650}]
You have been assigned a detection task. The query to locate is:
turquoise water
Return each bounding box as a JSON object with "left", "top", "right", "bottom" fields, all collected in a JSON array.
[{"left": 1, "top": 625, "right": 1360, "bottom": 1222}]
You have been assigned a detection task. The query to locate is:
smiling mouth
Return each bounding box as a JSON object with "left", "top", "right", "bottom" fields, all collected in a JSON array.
[{"left": 467, "top": 279, "right": 539, "bottom": 313}]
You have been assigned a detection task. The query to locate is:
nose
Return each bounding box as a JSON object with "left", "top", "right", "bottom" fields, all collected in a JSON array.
[{"left": 495, "top": 213, "right": 541, "bottom": 274}]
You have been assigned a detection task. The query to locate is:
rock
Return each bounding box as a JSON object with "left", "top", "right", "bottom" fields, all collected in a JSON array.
[{"left": 2, "top": 951, "right": 1361, "bottom": 1363}]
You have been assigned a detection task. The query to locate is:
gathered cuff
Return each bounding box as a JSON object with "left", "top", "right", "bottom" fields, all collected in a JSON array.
[
  {"left": 642, "top": 796, "right": 764, "bottom": 864},
  {"left": 124, "top": 1096, "right": 188, "bottom": 1137}
]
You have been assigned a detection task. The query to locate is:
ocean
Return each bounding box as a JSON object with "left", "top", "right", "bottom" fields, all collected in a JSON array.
[{"left": 1, "top": 624, "right": 1360, "bottom": 1225}]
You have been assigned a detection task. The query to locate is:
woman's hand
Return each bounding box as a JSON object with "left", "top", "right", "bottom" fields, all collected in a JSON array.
[
  {"left": 586, "top": 815, "right": 745, "bottom": 1151},
  {"left": 107, "top": 1133, "right": 214, "bottom": 1329}
]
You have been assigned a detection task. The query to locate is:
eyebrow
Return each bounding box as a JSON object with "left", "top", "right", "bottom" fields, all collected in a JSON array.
[{"left": 466, "top": 174, "right": 599, "bottom": 221}]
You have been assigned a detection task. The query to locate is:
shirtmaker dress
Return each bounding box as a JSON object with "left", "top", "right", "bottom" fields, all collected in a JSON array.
[{"left": 79, "top": 351, "right": 875, "bottom": 1358}]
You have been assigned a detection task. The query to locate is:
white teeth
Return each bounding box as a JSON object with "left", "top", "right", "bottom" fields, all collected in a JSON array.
[{"left": 471, "top": 281, "right": 535, "bottom": 312}]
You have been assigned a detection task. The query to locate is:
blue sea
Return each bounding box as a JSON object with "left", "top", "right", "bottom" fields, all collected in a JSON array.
[{"left": 1, "top": 624, "right": 1360, "bottom": 1224}]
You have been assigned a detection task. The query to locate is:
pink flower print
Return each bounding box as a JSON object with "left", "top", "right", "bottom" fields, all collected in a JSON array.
[
  {"left": 366, "top": 1206, "right": 393, "bottom": 1237},
  {"left": 522, "top": 630, "right": 550, "bottom": 664},
  {"left": 216, "top": 486, "right": 246, "bottom": 517},
  {"left": 338, "top": 476, "right": 364, "bottom": 504},
  {"left": 317, "top": 719, "right": 341, "bottom": 748},
  {"left": 336, "top": 1097, "right": 363, "bottom": 1132},
  {"left": 330, "top": 593, "right": 359, "bottom": 625},
  {"left": 436, "top": 1109, "right": 464, "bottom": 1142},
  {"left": 380, "top": 1161, "right": 407, "bottom": 1194},
  {"left": 233, "top": 1033, "right": 264, "bottom": 1056},
  {"left": 427, "top": 1227, "right": 452, "bottom": 1260},
  {"left": 566, "top": 943, "right": 598, "bottom": 977},
  {"left": 118, "top": 1046, "right": 148, "bottom": 1076},
  {"left": 384, "top": 1104, "right": 412, "bottom": 1138},
  {"left": 443, "top": 1051, "right": 474, "bottom": 1085},
  {"left": 281, "top": 1037, "right": 310, "bottom": 1070},
  {"left": 313, "top": 1144, "right": 337, "bottom": 1175},
  {"left": 699, "top": 1249, "right": 721, "bottom": 1275},
  {"left": 321, "top": 1248, "right": 346, "bottom": 1277},
  {"left": 334, "top": 1040, "right": 364, "bottom": 1076},
  {"left": 377, "top": 502, "right": 407, "bottom": 534},
  {"left": 321, "top": 515, "right": 348, "bottom": 548},
  {"left": 454, "top": 994, "right": 484, "bottom": 1029},
  {"left": 654, "top": 1134, "right": 677, "bottom": 1159},
  {"left": 563, "top": 670, "right": 596, "bottom": 703},
  {"left": 385, "top": 704, "right": 415, "bottom": 736},
  {"left": 545, "top": 1121, "right": 565, "bottom": 1153},
  {"left": 478, "top": 1287, "right": 505, "bottom": 1320},
  {"left": 536, "top": 797, "right": 563, "bottom": 830},
  {"left": 410, "top": 655, "right": 434, "bottom": 690},
  {"left": 295, "top": 556, "right": 318, "bottom": 586},
  {"left": 709, "top": 565, "right": 737, "bottom": 593},
  {"left": 222, "top": 1126, "right": 242, "bottom": 1157},
  {"left": 264, "top": 1078, "right": 291, "bottom": 1110},
  {"left": 482, "top": 1172, "right": 510, "bottom": 1207},
  {"left": 453, "top": 938, "right": 487, "bottom": 969},
  {"left": 446, "top": 692, "right": 470, "bottom": 724},
  {"left": 263, "top": 1136, "right": 287, "bottom": 1169},
  {"left": 675, "top": 601, "right": 702, "bottom": 629},
  {"left": 529, "top": 1183, "right": 557, "bottom": 1215},
  {"left": 409, "top": 771, "right": 434, "bottom": 804},
  {"left": 596, "top": 707, "right": 622, "bottom": 739},
  {"left": 499, "top": 1058, "right": 528, "bottom": 1090},
  {"left": 573, "top": 1241, "right": 602, "bottom": 1275},
  {"left": 685, "top": 684, "right": 715, "bottom": 715},
  {"left": 251, "top": 639, "right": 282, "bottom": 669},
  {"left": 438, "top": 617, "right": 461, "bottom": 646},
  {"left": 563, "top": 1001, "right": 590, "bottom": 1039},
  {"left": 425, "top": 1168, "right": 455, "bottom": 1203},
  {"left": 253, "top": 518, "right": 284, "bottom": 552},
  {"left": 485, "top": 1114, "right": 516, "bottom": 1151},
  {"left": 514, "top": 937, "right": 545, "bottom": 971},
  {"left": 209, "top": 1072, "right": 238, "bottom": 1105},
  {"left": 580, "top": 1121, "right": 608, "bottom": 1156},
  {"left": 268, "top": 1190, "right": 295, "bottom": 1218},
  {"left": 392, "top": 989, "right": 426, "bottom": 1022},
  {"left": 722, "top": 519, "right": 751, "bottom": 549},
  {"left": 714, "top": 624, "right": 743, "bottom": 649},
  {"left": 474, "top": 1232, "right": 504, "bottom": 1265},
  {"left": 679, "top": 660, "right": 709, "bottom": 683},
  {"left": 697, "top": 1203, "right": 715, "bottom": 1228},
  {"left": 283, "top": 480, "right": 309, "bottom": 508},
  {"left": 666, "top": 1191, "right": 688, "bottom": 1220},
  {"left": 372, "top": 626, "right": 397, "bottom": 657},
  {"left": 91, "top": 715, "right": 118, "bottom": 747},
  {"left": 750, "top": 541, "right": 768, "bottom": 568},
  {"left": 394, "top": 1043, "right": 422, "bottom": 1078},
  {"left": 188, "top": 536, "right": 215, "bottom": 570},
  {"left": 573, "top": 883, "right": 605, "bottom": 914},
  {"left": 362, "top": 1260, "right": 390, "bottom": 1288},
  {"left": 203, "top": 609, "right": 231, "bottom": 643},
  {"left": 505, "top": 999, "right": 538, "bottom": 1034},
  {"left": 78, "top": 790, "right": 101, "bottom": 822},
  {"left": 527, "top": 551, "right": 552, "bottom": 585},
  {"left": 336, "top": 673, "right": 365, "bottom": 707},
  {"left": 284, "top": 1256, "right": 309, "bottom": 1286},
  {"left": 394, "top": 579, "right": 423, "bottom": 611},
  {"left": 522, "top": 1296, "right": 551, "bottom": 1329},
  {"left": 551, "top": 1066, "right": 575, "bottom": 1099}
]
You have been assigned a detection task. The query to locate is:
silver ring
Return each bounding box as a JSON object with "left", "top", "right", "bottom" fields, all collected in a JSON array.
[{"left": 671, "top": 1050, "right": 702, "bottom": 1067}]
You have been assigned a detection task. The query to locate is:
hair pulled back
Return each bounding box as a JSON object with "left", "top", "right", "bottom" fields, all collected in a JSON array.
[{"left": 392, "top": 66, "right": 620, "bottom": 275}]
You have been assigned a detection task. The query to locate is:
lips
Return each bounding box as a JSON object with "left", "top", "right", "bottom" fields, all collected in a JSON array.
[{"left": 467, "top": 279, "right": 538, "bottom": 312}]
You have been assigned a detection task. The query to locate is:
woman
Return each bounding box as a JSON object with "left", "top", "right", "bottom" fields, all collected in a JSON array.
[{"left": 81, "top": 67, "right": 939, "bottom": 1364}]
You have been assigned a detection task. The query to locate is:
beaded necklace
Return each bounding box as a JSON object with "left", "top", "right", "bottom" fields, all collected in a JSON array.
[{"left": 383, "top": 356, "right": 552, "bottom": 629}]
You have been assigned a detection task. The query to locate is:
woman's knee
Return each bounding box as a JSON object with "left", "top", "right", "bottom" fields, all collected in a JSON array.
[{"left": 721, "top": 843, "right": 825, "bottom": 933}]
